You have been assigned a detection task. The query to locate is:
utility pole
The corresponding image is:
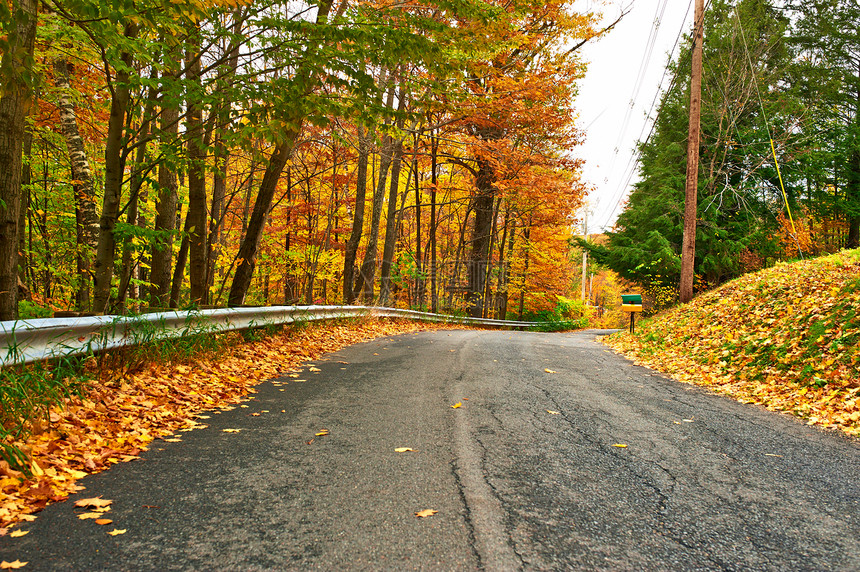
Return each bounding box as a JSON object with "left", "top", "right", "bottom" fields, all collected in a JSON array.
[
  {"left": 680, "top": 0, "right": 705, "bottom": 304},
  {"left": 581, "top": 209, "right": 588, "bottom": 302}
]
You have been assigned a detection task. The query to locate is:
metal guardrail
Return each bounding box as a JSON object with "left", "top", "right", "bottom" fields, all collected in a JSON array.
[{"left": 0, "top": 305, "right": 543, "bottom": 367}]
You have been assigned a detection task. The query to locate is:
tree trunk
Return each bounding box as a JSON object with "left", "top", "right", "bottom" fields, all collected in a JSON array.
[
  {"left": 847, "top": 72, "right": 860, "bottom": 248},
  {"left": 412, "top": 136, "right": 423, "bottom": 308},
  {"left": 170, "top": 205, "right": 191, "bottom": 308},
  {"left": 207, "top": 137, "right": 227, "bottom": 302},
  {"left": 357, "top": 134, "right": 394, "bottom": 303},
  {"left": 92, "top": 22, "right": 139, "bottom": 314},
  {"left": 0, "top": 0, "right": 37, "bottom": 320},
  {"left": 343, "top": 124, "right": 369, "bottom": 304},
  {"left": 149, "top": 46, "right": 180, "bottom": 309},
  {"left": 228, "top": 131, "right": 301, "bottom": 306},
  {"left": 186, "top": 27, "right": 208, "bottom": 306},
  {"left": 117, "top": 71, "right": 157, "bottom": 312},
  {"left": 429, "top": 133, "right": 438, "bottom": 313},
  {"left": 379, "top": 138, "right": 404, "bottom": 306},
  {"left": 468, "top": 155, "right": 496, "bottom": 318},
  {"left": 54, "top": 58, "right": 100, "bottom": 312}
]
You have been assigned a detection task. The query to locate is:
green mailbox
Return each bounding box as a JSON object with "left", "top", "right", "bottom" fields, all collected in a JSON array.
[{"left": 621, "top": 294, "right": 642, "bottom": 312}]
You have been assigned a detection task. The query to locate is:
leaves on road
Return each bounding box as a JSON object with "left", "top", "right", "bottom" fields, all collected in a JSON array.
[
  {"left": 8, "top": 530, "right": 27, "bottom": 538},
  {"left": 450, "top": 402, "right": 462, "bottom": 409},
  {"left": 612, "top": 444, "right": 628, "bottom": 448},
  {"left": 546, "top": 410, "right": 560, "bottom": 415},
  {"left": 0, "top": 560, "right": 27, "bottom": 569},
  {"left": 315, "top": 429, "right": 330, "bottom": 437},
  {"left": 415, "top": 509, "right": 438, "bottom": 518},
  {"left": 394, "top": 447, "right": 415, "bottom": 453},
  {"left": 94, "top": 519, "right": 112, "bottom": 525},
  {"left": 107, "top": 528, "right": 126, "bottom": 536},
  {"left": 222, "top": 429, "right": 241, "bottom": 433},
  {"left": 0, "top": 320, "right": 457, "bottom": 527},
  {"left": 544, "top": 369, "right": 557, "bottom": 374}
]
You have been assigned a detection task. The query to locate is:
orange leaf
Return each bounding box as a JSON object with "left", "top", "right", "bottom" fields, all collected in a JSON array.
[
  {"left": 415, "top": 509, "right": 438, "bottom": 518},
  {"left": 450, "top": 402, "right": 461, "bottom": 409},
  {"left": 0, "top": 560, "right": 28, "bottom": 569},
  {"left": 94, "top": 519, "right": 113, "bottom": 525}
]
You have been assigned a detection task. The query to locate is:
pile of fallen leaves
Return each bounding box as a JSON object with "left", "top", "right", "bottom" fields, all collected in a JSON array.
[
  {"left": 0, "top": 318, "right": 452, "bottom": 530},
  {"left": 606, "top": 249, "right": 860, "bottom": 437}
]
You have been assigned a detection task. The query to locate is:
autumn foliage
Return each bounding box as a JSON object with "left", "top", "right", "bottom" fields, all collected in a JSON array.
[{"left": 606, "top": 249, "right": 860, "bottom": 436}]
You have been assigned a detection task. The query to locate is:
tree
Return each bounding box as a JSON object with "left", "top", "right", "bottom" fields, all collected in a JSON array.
[{"left": 0, "top": 0, "right": 38, "bottom": 321}]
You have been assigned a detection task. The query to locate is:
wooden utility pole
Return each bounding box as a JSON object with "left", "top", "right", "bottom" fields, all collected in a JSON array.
[
  {"left": 581, "top": 209, "right": 588, "bottom": 302},
  {"left": 680, "top": 0, "right": 705, "bottom": 304}
]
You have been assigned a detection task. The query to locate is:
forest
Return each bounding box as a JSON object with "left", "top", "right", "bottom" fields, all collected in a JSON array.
[
  {"left": 593, "top": 0, "right": 860, "bottom": 307},
  {"left": 0, "top": 0, "right": 608, "bottom": 323}
]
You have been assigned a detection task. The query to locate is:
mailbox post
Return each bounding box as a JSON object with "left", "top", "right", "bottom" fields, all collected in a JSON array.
[{"left": 621, "top": 294, "right": 643, "bottom": 333}]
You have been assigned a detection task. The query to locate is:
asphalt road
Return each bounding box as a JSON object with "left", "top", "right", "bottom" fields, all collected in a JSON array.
[{"left": 1, "top": 329, "right": 858, "bottom": 571}]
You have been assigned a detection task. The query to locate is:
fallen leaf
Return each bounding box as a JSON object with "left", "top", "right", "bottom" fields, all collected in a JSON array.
[
  {"left": 450, "top": 402, "right": 462, "bottom": 409},
  {"left": 394, "top": 447, "right": 415, "bottom": 453},
  {"left": 546, "top": 410, "right": 560, "bottom": 415},
  {"left": 0, "top": 560, "right": 28, "bottom": 569},
  {"left": 250, "top": 413, "right": 261, "bottom": 417},
  {"left": 315, "top": 429, "right": 329, "bottom": 436},
  {"left": 8, "top": 530, "right": 27, "bottom": 538},
  {"left": 544, "top": 369, "right": 557, "bottom": 374},
  {"left": 682, "top": 419, "right": 694, "bottom": 423},
  {"left": 74, "top": 497, "right": 112, "bottom": 509},
  {"left": 77, "top": 512, "right": 101, "bottom": 520},
  {"left": 222, "top": 429, "right": 241, "bottom": 433},
  {"left": 162, "top": 438, "right": 182, "bottom": 443},
  {"left": 94, "top": 519, "right": 113, "bottom": 525},
  {"left": 612, "top": 444, "right": 628, "bottom": 448},
  {"left": 107, "top": 529, "right": 126, "bottom": 536},
  {"left": 308, "top": 366, "right": 321, "bottom": 372},
  {"left": 415, "top": 509, "right": 438, "bottom": 518},
  {"left": 764, "top": 453, "right": 784, "bottom": 458}
]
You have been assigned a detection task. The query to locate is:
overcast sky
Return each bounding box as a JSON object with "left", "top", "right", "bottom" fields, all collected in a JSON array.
[{"left": 574, "top": 0, "right": 695, "bottom": 234}]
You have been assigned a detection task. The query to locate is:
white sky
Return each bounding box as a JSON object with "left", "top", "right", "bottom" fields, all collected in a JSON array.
[{"left": 574, "top": 0, "right": 695, "bottom": 234}]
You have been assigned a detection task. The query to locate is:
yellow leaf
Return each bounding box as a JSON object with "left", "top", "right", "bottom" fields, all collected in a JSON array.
[
  {"left": 612, "top": 444, "right": 628, "bottom": 448},
  {"left": 450, "top": 402, "right": 461, "bottom": 409},
  {"left": 415, "top": 509, "right": 438, "bottom": 518},
  {"left": 77, "top": 512, "right": 101, "bottom": 520},
  {"left": 309, "top": 366, "right": 321, "bottom": 372},
  {"left": 544, "top": 369, "right": 557, "bottom": 374},
  {"left": 107, "top": 529, "right": 127, "bottom": 536},
  {"left": 9, "top": 530, "right": 27, "bottom": 538},
  {"left": 315, "top": 429, "right": 329, "bottom": 436},
  {"left": 0, "top": 560, "right": 28, "bottom": 569},
  {"left": 222, "top": 429, "right": 241, "bottom": 433},
  {"left": 74, "top": 497, "right": 112, "bottom": 509},
  {"left": 394, "top": 447, "right": 415, "bottom": 453},
  {"left": 546, "top": 410, "right": 560, "bottom": 415}
]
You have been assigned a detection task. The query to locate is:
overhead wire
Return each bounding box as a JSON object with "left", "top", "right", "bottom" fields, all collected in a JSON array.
[{"left": 600, "top": 0, "right": 695, "bottom": 230}]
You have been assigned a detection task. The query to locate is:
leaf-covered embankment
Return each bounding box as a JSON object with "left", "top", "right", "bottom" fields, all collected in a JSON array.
[{"left": 606, "top": 249, "right": 860, "bottom": 437}]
